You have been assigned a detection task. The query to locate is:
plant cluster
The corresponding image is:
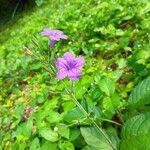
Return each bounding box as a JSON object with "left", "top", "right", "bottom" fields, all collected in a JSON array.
[{"left": 0, "top": 0, "right": 150, "bottom": 149}]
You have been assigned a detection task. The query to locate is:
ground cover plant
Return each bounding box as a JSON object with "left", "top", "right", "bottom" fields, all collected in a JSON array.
[{"left": 0, "top": 0, "right": 150, "bottom": 149}]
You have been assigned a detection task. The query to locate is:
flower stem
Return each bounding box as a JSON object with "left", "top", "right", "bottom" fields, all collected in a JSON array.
[
  {"left": 64, "top": 81, "right": 116, "bottom": 150},
  {"left": 28, "top": 50, "right": 116, "bottom": 150},
  {"left": 101, "top": 118, "right": 121, "bottom": 126}
]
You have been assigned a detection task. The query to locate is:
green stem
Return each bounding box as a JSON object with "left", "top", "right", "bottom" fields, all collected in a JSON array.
[
  {"left": 101, "top": 118, "right": 121, "bottom": 126},
  {"left": 90, "top": 118, "right": 116, "bottom": 150},
  {"left": 28, "top": 50, "right": 116, "bottom": 150},
  {"left": 48, "top": 49, "right": 50, "bottom": 64},
  {"left": 67, "top": 117, "right": 88, "bottom": 127},
  {"left": 64, "top": 82, "right": 116, "bottom": 150},
  {"left": 70, "top": 93, "right": 89, "bottom": 116},
  {"left": 116, "top": 109, "right": 124, "bottom": 123}
]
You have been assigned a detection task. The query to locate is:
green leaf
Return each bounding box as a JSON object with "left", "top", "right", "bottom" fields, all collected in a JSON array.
[
  {"left": 16, "top": 119, "right": 33, "bottom": 138},
  {"left": 99, "top": 77, "right": 115, "bottom": 96},
  {"left": 119, "top": 37, "right": 130, "bottom": 48},
  {"left": 63, "top": 107, "right": 86, "bottom": 123},
  {"left": 41, "top": 141, "right": 58, "bottom": 150},
  {"left": 102, "top": 97, "right": 115, "bottom": 118},
  {"left": 80, "top": 127, "right": 114, "bottom": 150},
  {"left": 39, "top": 128, "right": 58, "bottom": 142},
  {"left": 13, "top": 103, "right": 24, "bottom": 120},
  {"left": 46, "top": 111, "right": 61, "bottom": 124},
  {"left": 128, "top": 76, "right": 150, "bottom": 108},
  {"left": 58, "top": 140, "right": 75, "bottom": 150},
  {"left": 120, "top": 112, "right": 150, "bottom": 150},
  {"left": 29, "top": 138, "right": 40, "bottom": 150},
  {"left": 69, "top": 128, "right": 80, "bottom": 141},
  {"left": 74, "top": 75, "right": 93, "bottom": 99},
  {"left": 90, "top": 86, "right": 103, "bottom": 101},
  {"left": 82, "top": 145, "right": 99, "bottom": 150},
  {"left": 57, "top": 124, "right": 70, "bottom": 139},
  {"left": 117, "top": 58, "right": 127, "bottom": 69}
]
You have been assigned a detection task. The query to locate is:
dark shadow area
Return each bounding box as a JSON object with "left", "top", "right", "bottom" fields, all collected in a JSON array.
[{"left": 0, "top": 0, "right": 35, "bottom": 28}]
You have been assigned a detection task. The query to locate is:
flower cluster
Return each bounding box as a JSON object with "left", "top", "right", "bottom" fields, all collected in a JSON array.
[{"left": 41, "top": 29, "right": 84, "bottom": 80}]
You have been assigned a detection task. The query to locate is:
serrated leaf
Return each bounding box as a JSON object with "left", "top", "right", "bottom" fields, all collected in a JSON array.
[
  {"left": 120, "top": 113, "right": 150, "bottom": 150},
  {"left": 99, "top": 77, "right": 115, "bottom": 96},
  {"left": 80, "top": 127, "right": 114, "bottom": 150},
  {"left": 128, "top": 76, "right": 150, "bottom": 108}
]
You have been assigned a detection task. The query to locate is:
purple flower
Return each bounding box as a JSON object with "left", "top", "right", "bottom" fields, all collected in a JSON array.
[
  {"left": 41, "top": 29, "right": 68, "bottom": 47},
  {"left": 55, "top": 52, "right": 85, "bottom": 80}
]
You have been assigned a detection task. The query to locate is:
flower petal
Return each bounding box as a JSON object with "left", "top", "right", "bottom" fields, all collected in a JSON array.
[
  {"left": 51, "top": 30, "right": 63, "bottom": 35},
  {"left": 41, "top": 29, "right": 51, "bottom": 36},
  {"left": 55, "top": 58, "right": 67, "bottom": 69},
  {"left": 57, "top": 68, "right": 68, "bottom": 80},
  {"left": 68, "top": 69, "right": 82, "bottom": 80},
  {"left": 61, "top": 34, "right": 68, "bottom": 39},
  {"left": 75, "top": 56, "right": 85, "bottom": 68},
  {"left": 63, "top": 52, "right": 74, "bottom": 62},
  {"left": 50, "top": 35, "right": 60, "bottom": 41}
]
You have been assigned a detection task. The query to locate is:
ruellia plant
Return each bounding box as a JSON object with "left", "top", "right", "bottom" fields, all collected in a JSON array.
[
  {"left": 1, "top": 0, "right": 150, "bottom": 149},
  {"left": 21, "top": 29, "right": 150, "bottom": 150}
]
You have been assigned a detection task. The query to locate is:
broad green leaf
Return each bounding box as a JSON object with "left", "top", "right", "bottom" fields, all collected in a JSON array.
[
  {"left": 102, "top": 93, "right": 121, "bottom": 118},
  {"left": 46, "top": 111, "right": 61, "bottom": 124},
  {"left": 99, "top": 77, "right": 115, "bottom": 96},
  {"left": 128, "top": 76, "right": 150, "bottom": 108},
  {"left": 120, "top": 112, "right": 150, "bottom": 150},
  {"left": 13, "top": 103, "right": 24, "bottom": 120},
  {"left": 74, "top": 75, "right": 93, "bottom": 99},
  {"left": 62, "top": 101, "right": 75, "bottom": 112},
  {"left": 57, "top": 124, "right": 70, "bottom": 139},
  {"left": 39, "top": 128, "right": 58, "bottom": 142},
  {"left": 117, "top": 58, "right": 127, "bottom": 69},
  {"left": 63, "top": 107, "right": 86, "bottom": 123},
  {"left": 106, "top": 127, "right": 120, "bottom": 148},
  {"left": 69, "top": 128, "right": 80, "bottom": 141},
  {"left": 80, "top": 127, "right": 114, "bottom": 150},
  {"left": 119, "top": 37, "right": 130, "bottom": 48},
  {"left": 29, "top": 138, "right": 40, "bottom": 150},
  {"left": 89, "top": 85, "right": 103, "bottom": 101},
  {"left": 16, "top": 119, "right": 33, "bottom": 138}
]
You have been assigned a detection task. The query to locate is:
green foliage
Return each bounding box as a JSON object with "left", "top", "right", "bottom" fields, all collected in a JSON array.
[
  {"left": 99, "top": 76, "right": 115, "bottom": 96},
  {"left": 0, "top": 0, "right": 150, "bottom": 149},
  {"left": 128, "top": 76, "right": 150, "bottom": 108},
  {"left": 81, "top": 127, "right": 114, "bottom": 150},
  {"left": 120, "top": 113, "right": 150, "bottom": 150},
  {"left": 39, "top": 128, "right": 58, "bottom": 142}
]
